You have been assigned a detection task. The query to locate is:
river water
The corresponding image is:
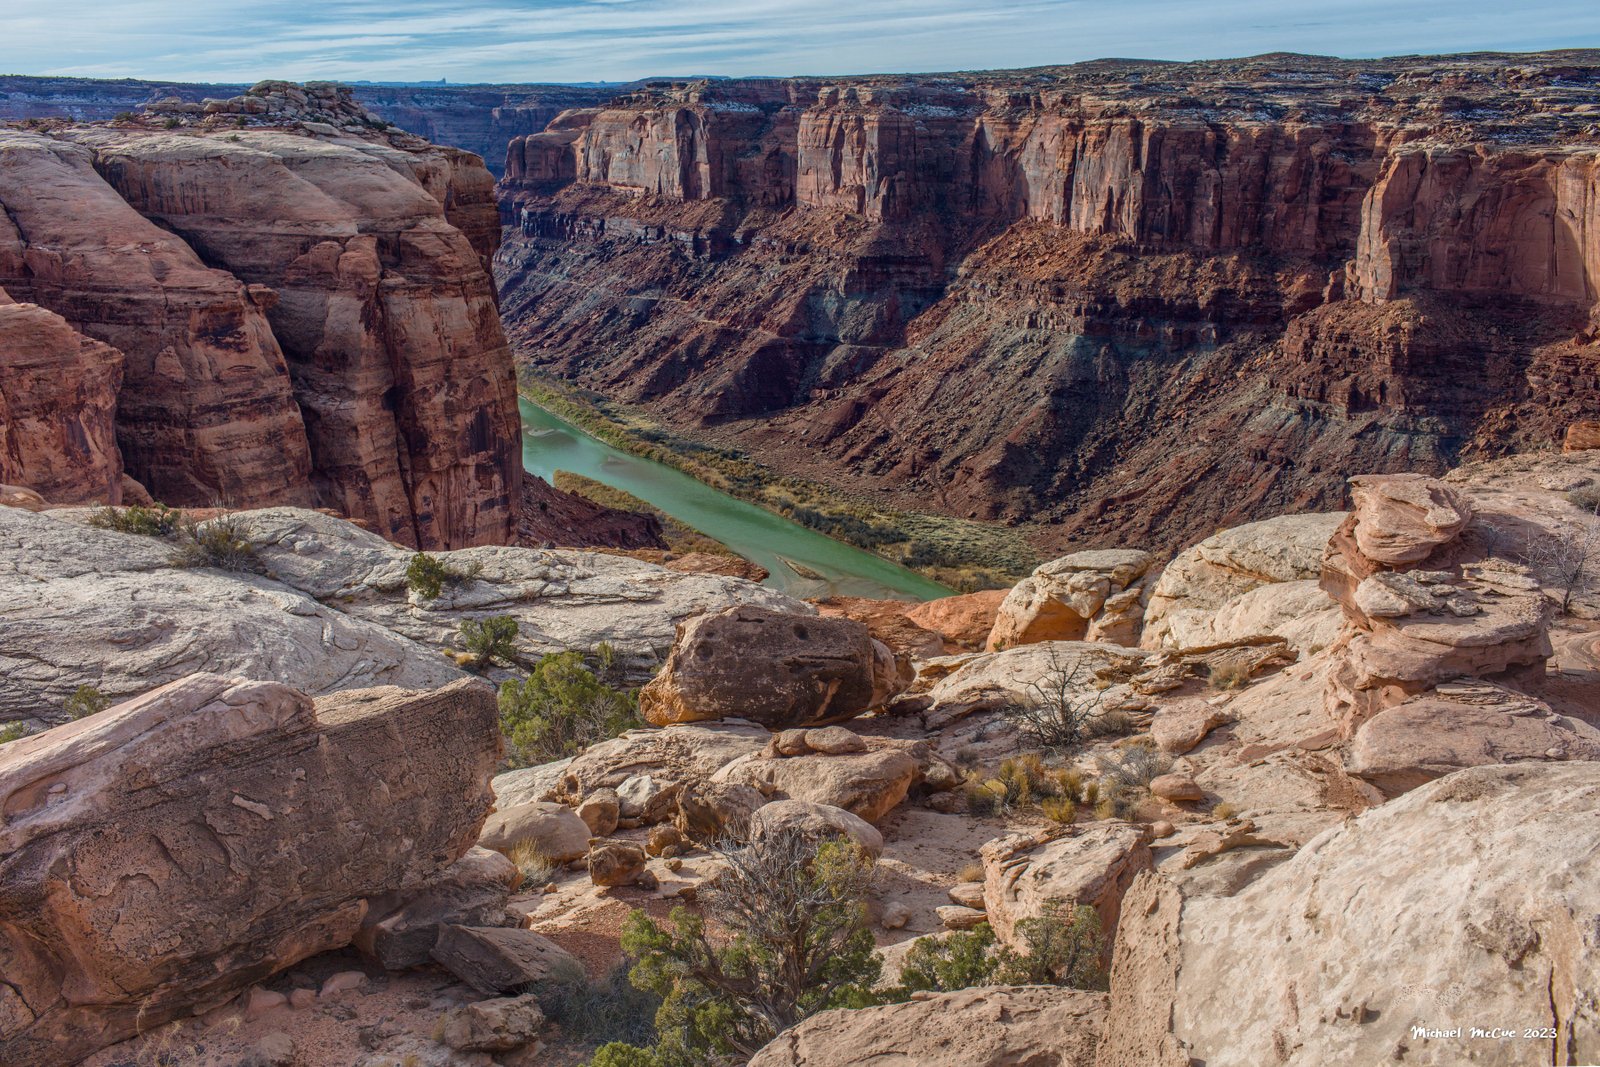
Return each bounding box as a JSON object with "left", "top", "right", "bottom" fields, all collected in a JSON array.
[{"left": 519, "top": 397, "right": 952, "bottom": 601}]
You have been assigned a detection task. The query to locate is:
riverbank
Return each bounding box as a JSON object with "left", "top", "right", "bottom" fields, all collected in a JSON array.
[
  {"left": 520, "top": 377, "right": 1037, "bottom": 592},
  {"left": 519, "top": 394, "right": 954, "bottom": 601}
]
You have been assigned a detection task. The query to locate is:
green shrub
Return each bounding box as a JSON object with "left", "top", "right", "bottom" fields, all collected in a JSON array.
[
  {"left": 169, "top": 514, "right": 263, "bottom": 572},
  {"left": 89, "top": 503, "right": 182, "bottom": 538},
  {"left": 0, "top": 723, "right": 31, "bottom": 746},
  {"left": 889, "top": 904, "right": 1107, "bottom": 997},
  {"left": 605, "top": 830, "right": 879, "bottom": 1064},
  {"left": 405, "top": 552, "right": 482, "bottom": 600},
  {"left": 458, "top": 615, "right": 520, "bottom": 671},
  {"left": 497, "top": 650, "right": 640, "bottom": 767},
  {"left": 64, "top": 685, "right": 110, "bottom": 720}
]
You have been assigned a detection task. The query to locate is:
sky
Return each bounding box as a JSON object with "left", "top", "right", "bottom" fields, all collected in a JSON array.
[{"left": 4, "top": 0, "right": 1600, "bottom": 86}]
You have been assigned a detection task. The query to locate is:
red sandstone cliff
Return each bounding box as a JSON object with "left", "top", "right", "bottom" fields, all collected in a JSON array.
[
  {"left": 0, "top": 83, "right": 521, "bottom": 548},
  {"left": 497, "top": 52, "right": 1600, "bottom": 551}
]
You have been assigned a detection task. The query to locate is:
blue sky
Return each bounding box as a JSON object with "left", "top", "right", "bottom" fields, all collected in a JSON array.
[{"left": 5, "top": 0, "right": 1599, "bottom": 85}]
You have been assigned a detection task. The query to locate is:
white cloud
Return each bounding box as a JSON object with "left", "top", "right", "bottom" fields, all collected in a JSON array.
[{"left": 2, "top": 0, "right": 1597, "bottom": 84}]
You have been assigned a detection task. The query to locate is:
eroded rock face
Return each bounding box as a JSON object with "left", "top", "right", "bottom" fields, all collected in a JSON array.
[
  {"left": 748, "top": 986, "right": 1106, "bottom": 1067},
  {"left": 0, "top": 86, "right": 520, "bottom": 549},
  {"left": 988, "top": 550, "right": 1154, "bottom": 650},
  {"left": 0, "top": 129, "right": 314, "bottom": 509},
  {"left": 1141, "top": 513, "right": 1346, "bottom": 651},
  {"left": 979, "top": 823, "right": 1153, "bottom": 948},
  {"left": 0, "top": 674, "right": 501, "bottom": 1067},
  {"left": 499, "top": 54, "right": 1600, "bottom": 554},
  {"left": 640, "top": 606, "right": 910, "bottom": 728},
  {"left": 71, "top": 123, "right": 520, "bottom": 548},
  {"left": 0, "top": 294, "right": 126, "bottom": 505},
  {"left": 1099, "top": 763, "right": 1600, "bottom": 1066}
]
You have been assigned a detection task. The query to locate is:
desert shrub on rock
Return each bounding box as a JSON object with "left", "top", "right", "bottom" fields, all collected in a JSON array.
[
  {"left": 458, "top": 615, "right": 521, "bottom": 671},
  {"left": 601, "top": 827, "right": 879, "bottom": 1065},
  {"left": 497, "top": 650, "right": 640, "bottom": 767},
  {"left": 892, "top": 903, "right": 1107, "bottom": 997},
  {"left": 1003, "top": 648, "right": 1117, "bottom": 748},
  {"left": 1094, "top": 741, "right": 1171, "bottom": 818},
  {"left": 169, "top": 513, "right": 263, "bottom": 573},
  {"left": 405, "top": 551, "right": 483, "bottom": 599},
  {"left": 529, "top": 958, "right": 660, "bottom": 1051},
  {"left": 63, "top": 684, "right": 110, "bottom": 720},
  {"left": 0, "top": 722, "right": 31, "bottom": 746},
  {"left": 88, "top": 502, "right": 182, "bottom": 537}
]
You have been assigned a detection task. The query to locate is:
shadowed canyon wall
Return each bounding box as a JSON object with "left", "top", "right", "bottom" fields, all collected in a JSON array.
[{"left": 497, "top": 52, "right": 1600, "bottom": 551}]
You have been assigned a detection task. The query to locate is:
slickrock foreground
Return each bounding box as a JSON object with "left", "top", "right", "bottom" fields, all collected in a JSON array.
[{"left": 0, "top": 674, "right": 501, "bottom": 1067}]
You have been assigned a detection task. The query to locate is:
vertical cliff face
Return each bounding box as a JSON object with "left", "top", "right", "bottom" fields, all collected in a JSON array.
[
  {"left": 497, "top": 53, "right": 1600, "bottom": 551},
  {"left": 0, "top": 130, "right": 315, "bottom": 509},
  {"left": 0, "top": 83, "right": 522, "bottom": 548},
  {"left": 0, "top": 290, "right": 125, "bottom": 504}
]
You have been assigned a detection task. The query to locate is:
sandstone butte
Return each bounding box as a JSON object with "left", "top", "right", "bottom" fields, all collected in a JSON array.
[
  {"left": 0, "top": 82, "right": 522, "bottom": 550},
  {"left": 496, "top": 50, "right": 1600, "bottom": 551}
]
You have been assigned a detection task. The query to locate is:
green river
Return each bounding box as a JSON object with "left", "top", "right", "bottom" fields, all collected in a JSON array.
[{"left": 519, "top": 397, "right": 952, "bottom": 601}]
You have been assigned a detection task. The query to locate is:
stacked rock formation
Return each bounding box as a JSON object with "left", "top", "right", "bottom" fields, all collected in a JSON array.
[
  {"left": 497, "top": 52, "right": 1600, "bottom": 553},
  {"left": 0, "top": 82, "right": 519, "bottom": 548},
  {"left": 986, "top": 549, "right": 1154, "bottom": 649},
  {"left": 1320, "top": 474, "right": 1554, "bottom": 736}
]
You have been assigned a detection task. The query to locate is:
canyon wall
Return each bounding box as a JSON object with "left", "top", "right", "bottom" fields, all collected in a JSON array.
[
  {"left": 0, "top": 83, "right": 521, "bottom": 548},
  {"left": 498, "top": 52, "right": 1600, "bottom": 552}
]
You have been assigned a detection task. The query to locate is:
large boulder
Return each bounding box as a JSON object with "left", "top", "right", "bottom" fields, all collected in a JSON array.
[
  {"left": 987, "top": 549, "right": 1155, "bottom": 650},
  {"left": 748, "top": 986, "right": 1106, "bottom": 1067},
  {"left": 904, "top": 589, "right": 1009, "bottom": 652},
  {"left": 0, "top": 674, "right": 501, "bottom": 1067},
  {"left": 477, "top": 801, "right": 593, "bottom": 862},
  {"left": 747, "top": 799, "right": 885, "bottom": 860},
  {"left": 1141, "top": 513, "right": 1346, "bottom": 651},
  {"left": 1098, "top": 763, "right": 1600, "bottom": 1066},
  {"left": 553, "top": 720, "right": 771, "bottom": 810},
  {"left": 980, "top": 823, "right": 1153, "bottom": 948},
  {"left": 640, "top": 606, "right": 910, "bottom": 727},
  {"left": 718, "top": 739, "right": 925, "bottom": 824},
  {"left": 430, "top": 925, "right": 582, "bottom": 995}
]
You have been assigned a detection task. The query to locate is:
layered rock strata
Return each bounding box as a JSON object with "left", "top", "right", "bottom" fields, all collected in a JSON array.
[
  {"left": 497, "top": 52, "right": 1600, "bottom": 551},
  {"left": 0, "top": 82, "right": 521, "bottom": 548}
]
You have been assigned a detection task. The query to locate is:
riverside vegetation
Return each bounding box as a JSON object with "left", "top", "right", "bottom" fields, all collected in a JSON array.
[{"left": 524, "top": 379, "right": 1038, "bottom": 591}]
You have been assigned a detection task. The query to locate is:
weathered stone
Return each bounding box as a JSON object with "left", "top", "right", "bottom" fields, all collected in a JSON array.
[
  {"left": 477, "top": 802, "right": 592, "bottom": 863},
  {"left": 0, "top": 674, "right": 499, "bottom": 1067},
  {"left": 675, "top": 781, "right": 767, "bottom": 842},
  {"left": 587, "top": 839, "right": 649, "bottom": 887},
  {"left": 988, "top": 550, "right": 1154, "bottom": 650},
  {"left": 748, "top": 986, "right": 1105, "bottom": 1067},
  {"left": 980, "top": 823, "right": 1153, "bottom": 947},
  {"left": 440, "top": 993, "right": 545, "bottom": 1053},
  {"left": 719, "top": 741, "right": 924, "bottom": 824},
  {"left": 747, "top": 800, "right": 884, "bottom": 860},
  {"left": 1348, "top": 473, "right": 1474, "bottom": 565},
  {"left": 1099, "top": 764, "right": 1600, "bottom": 1066},
  {"left": 429, "top": 925, "right": 581, "bottom": 995},
  {"left": 1149, "top": 699, "right": 1234, "bottom": 755},
  {"left": 354, "top": 847, "right": 520, "bottom": 970},
  {"left": 803, "top": 725, "right": 868, "bottom": 754},
  {"left": 640, "top": 606, "right": 909, "bottom": 727},
  {"left": 937, "top": 905, "right": 989, "bottom": 930},
  {"left": 1148, "top": 773, "right": 1204, "bottom": 802},
  {"left": 575, "top": 789, "right": 621, "bottom": 836}
]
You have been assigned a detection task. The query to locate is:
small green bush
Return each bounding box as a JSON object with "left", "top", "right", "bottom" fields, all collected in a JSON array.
[
  {"left": 405, "top": 552, "right": 483, "bottom": 600},
  {"left": 170, "top": 514, "right": 263, "bottom": 572},
  {"left": 890, "top": 904, "right": 1107, "bottom": 997},
  {"left": 604, "top": 830, "right": 879, "bottom": 1064},
  {"left": 89, "top": 503, "right": 182, "bottom": 538},
  {"left": 0, "top": 722, "right": 32, "bottom": 746},
  {"left": 64, "top": 685, "right": 110, "bottom": 720},
  {"left": 458, "top": 615, "right": 520, "bottom": 671},
  {"left": 497, "top": 650, "right": 640, "bottom": 767},
  {"left": 532, "top": 959, "right": 660, "bottom": 1051}
]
